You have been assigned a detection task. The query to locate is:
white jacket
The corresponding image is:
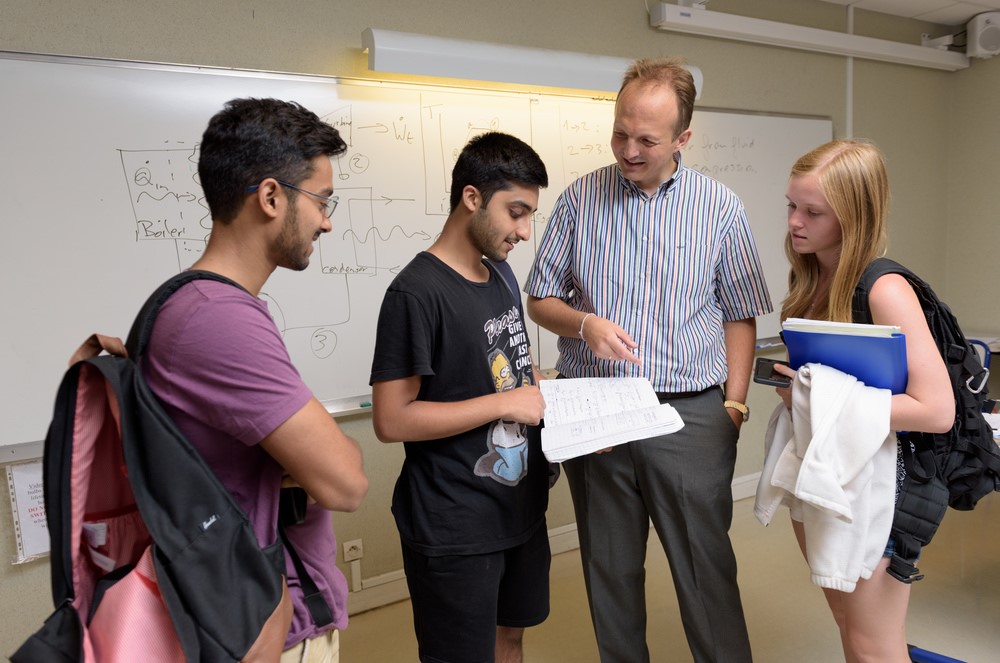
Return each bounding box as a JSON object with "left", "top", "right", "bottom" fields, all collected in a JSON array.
[{"left": 754, "top": 363, "right": 896, "bottom": 592}]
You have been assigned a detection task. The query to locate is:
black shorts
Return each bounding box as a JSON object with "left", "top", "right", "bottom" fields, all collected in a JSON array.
[{"left": 401, "top": 523, "right": 551, "bottom": 663}]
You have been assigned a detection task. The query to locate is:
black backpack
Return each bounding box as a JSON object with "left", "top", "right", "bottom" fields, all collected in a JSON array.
[
  {"left": 852, "top": 257, "right": 1000, "bottom": 583},
  {"left": 12, "top": 271, "right": 304, "bottom": 662}
]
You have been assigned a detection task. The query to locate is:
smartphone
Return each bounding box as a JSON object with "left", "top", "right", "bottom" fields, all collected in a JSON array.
[{"left": 753, "top": 357, "right": 792, "bottom": 387}]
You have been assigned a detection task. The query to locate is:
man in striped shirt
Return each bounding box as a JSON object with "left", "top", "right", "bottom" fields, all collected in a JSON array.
[{"left": 525, "top": 58, "right": 771, "bottom": 663}]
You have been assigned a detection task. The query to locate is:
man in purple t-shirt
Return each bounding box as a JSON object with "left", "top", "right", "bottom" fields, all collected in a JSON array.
[{"left": 144, "top": 98, "right": 368, "bottom": 662}]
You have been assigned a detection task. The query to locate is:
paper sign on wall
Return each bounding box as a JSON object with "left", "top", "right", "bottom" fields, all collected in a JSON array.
[{"left": 6, "top": 460, "right": 49, "bottom": 563}]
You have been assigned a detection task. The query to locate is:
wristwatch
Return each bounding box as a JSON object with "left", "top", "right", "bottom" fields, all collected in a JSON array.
[{"left": 724, "top": 400, "right": 750, "bottom": 422}]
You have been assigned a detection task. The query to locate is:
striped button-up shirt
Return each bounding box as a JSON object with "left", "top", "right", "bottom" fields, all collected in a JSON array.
[{"left": 526, "top": 155, "right": 772, "bottom": 392}]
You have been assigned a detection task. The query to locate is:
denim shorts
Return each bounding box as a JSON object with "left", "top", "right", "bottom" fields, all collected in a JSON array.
[{"left": 883, "top": 536, "right": 921, "bottom": 561}]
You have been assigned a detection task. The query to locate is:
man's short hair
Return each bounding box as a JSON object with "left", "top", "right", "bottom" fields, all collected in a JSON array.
[
  {"left": 449, "top": 132, "right": 548, "bottom": 212},
  {"left": 620, "top": 58, "right": 696, "bottom": 139},
  {"left": 198, "top": 98, "right": 348, "bottom": 223}
]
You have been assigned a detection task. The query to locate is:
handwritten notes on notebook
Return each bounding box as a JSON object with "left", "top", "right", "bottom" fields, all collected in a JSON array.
[{"left": 539, "top": 378, "right": 684, "bottom": 462}]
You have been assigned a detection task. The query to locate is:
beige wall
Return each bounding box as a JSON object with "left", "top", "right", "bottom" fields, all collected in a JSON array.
[
  {"left": 3, "top": 0, "right": 998, "bottom": 654},
  {"left": 947, "top": 60, "right": 1000, "bottom": 333}
]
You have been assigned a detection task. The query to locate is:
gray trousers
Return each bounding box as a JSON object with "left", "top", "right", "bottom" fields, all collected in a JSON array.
[{"left": 563, "top": 388, "right": 752, "bottom": 663}]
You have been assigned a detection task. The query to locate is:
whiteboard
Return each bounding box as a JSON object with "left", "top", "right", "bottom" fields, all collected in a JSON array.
[{"left": 0, "top": 52, "right": 830, "bottom": 448}]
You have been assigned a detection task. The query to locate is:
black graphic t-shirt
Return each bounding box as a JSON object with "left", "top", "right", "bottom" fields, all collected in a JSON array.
[{"left": 370, "top": 252, "right": 547, "bottom": 556}]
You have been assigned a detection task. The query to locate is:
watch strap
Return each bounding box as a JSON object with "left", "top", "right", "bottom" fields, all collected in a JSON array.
[{"left": 724, "top": 400, "right": 749, "bottom": 422}]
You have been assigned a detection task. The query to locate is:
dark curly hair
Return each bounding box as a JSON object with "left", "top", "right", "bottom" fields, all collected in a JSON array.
[{"left": 198, "top": 98, "right": 347, "bottom": 223}]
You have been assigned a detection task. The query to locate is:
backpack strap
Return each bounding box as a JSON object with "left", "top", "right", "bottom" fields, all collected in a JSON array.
[
  {"left": 884, "top": 459, "right": 949, "bottom": 583},
  {"left": 486, "top": 259, "right": 535, "bottom": 384},
  {"left": 126, "top": 269, "right": 336, "bottom": 628},
  {"left": 851, "top": 257, "right": 911, "bottom": 325},
  {"left": 277, "top": 525, "right": 334, "bottom": 628},
  {"left": 125, "top": 270, "right": 247, "bottom": 358},
  {"left": 486, "top": 259, "right": 520, "bottom": 303}
]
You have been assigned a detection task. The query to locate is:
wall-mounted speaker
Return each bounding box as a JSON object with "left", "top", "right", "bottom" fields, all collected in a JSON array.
[{"left": 967, "top": 12, "right": 1000, "bottom": 59}]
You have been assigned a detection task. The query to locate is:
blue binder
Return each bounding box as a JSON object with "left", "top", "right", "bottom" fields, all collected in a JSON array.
[{"left": 783, "top": 327, "right": 908, "bottom": 394}]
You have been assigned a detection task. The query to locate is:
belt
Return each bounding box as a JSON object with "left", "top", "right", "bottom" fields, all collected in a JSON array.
[
  {"left": 554, "top": 373, "right": 719, "bottom": 402},
  {"left": 655, "top": 386, "right": 719, "bottom": 402}
]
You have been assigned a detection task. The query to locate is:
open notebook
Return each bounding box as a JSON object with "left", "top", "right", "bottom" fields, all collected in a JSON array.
[{"left": 539, "top": 378, "right": 684, "bottom": 462}]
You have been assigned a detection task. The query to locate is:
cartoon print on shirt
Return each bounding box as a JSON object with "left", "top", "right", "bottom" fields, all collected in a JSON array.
[{"left": 474, "top": 348, "right": 529, "bottom": 486}]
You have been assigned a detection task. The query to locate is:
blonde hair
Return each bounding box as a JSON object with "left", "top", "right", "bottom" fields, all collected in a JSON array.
[
  {"left": 781, "top": 139, "right": 889, "bottom": 322},
  {"left": 619, "top": 57, "right": 696, "bottom": 139}
]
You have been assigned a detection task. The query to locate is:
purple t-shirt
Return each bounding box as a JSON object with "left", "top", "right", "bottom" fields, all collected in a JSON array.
[{"left": 144, "top": 279, "right": 348, "bottom": 642}]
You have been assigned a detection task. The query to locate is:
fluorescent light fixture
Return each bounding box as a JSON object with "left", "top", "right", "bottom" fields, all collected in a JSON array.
[
  {"left": 649, "top": 3, "right": 969, "bottom": 71},
  {"left": 362, "top": 28, "right": 702, "bottom": 97}
]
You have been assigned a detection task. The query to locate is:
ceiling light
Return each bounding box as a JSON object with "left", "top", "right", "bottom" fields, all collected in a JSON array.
[
  {"left": 649, "top": 3, "right": 969, "bottom": 71},
  {"left": 362, "top": 28, "right": 703, "bottom": 96}
]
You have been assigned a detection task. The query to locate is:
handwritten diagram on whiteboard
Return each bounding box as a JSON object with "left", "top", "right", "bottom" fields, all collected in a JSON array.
[{"left": 108, "top": 87, "right": 573, "bottom": 418}]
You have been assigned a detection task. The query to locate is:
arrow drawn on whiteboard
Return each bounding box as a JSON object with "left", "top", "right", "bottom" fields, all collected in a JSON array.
[
  {"left": 357, "top": 123, "right": 389, "bottom": 133},
  {"left": 377, "top": 196, "right": 414, "bottom": 205},
  {"left": 343, "top": 194, "right": 414, "bottom": 205}
]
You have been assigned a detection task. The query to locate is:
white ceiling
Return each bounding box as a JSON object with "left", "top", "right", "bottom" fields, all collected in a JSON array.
[{"left": 819, "top": 0, "right": 1000, "bottom": 26}]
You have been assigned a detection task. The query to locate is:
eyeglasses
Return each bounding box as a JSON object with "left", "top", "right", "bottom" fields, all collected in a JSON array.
[{"left": 247, "top": 179, "right": 339, "bottom": 219}]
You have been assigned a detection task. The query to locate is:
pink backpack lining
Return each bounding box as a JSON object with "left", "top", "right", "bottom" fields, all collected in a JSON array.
[
  {"left": 89, "top": 546, "right": 184, "bottom": 662},
  {"left": 69, "top": 365, "right": 153, "bottom": 646}
]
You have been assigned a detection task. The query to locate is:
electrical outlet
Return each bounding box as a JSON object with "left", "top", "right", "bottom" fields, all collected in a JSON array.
[{"left": 343, "top": 539, "right": 363, "bottom": 562}]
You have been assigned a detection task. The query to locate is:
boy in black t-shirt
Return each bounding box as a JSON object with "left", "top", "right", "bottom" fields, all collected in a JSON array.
[{"left": 370, "top": 132, "right": 549, "bottom": 663}]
